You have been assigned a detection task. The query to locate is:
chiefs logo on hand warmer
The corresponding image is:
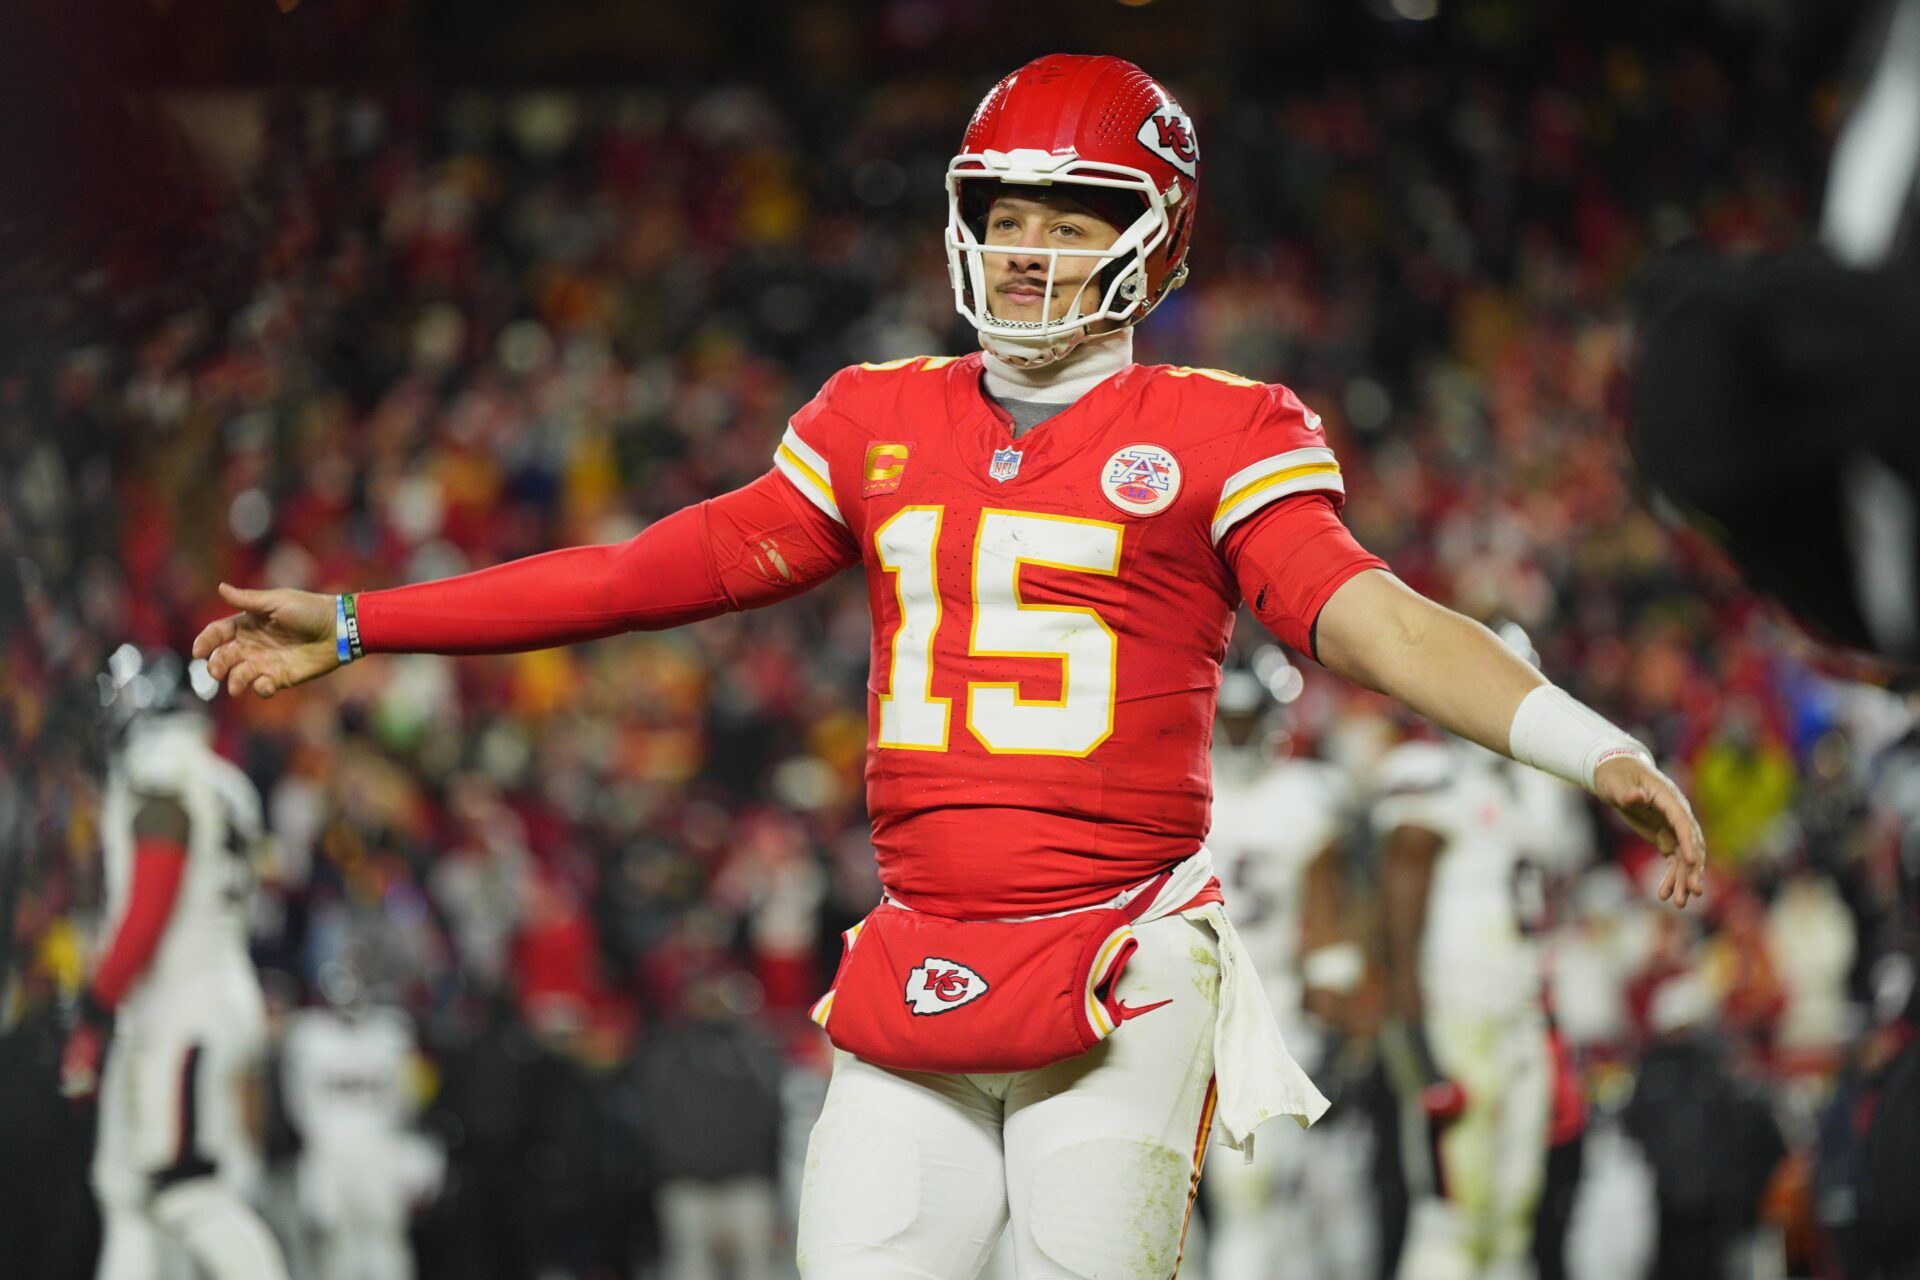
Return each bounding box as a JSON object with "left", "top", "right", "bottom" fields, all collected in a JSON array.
[{"left": 905, "top": 958, "right": 990, "bottom": 1014}]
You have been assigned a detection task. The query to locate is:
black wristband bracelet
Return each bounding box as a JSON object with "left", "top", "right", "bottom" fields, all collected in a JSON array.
[{"left": 342, "top": 592, "right": 365, "bottom": 662}]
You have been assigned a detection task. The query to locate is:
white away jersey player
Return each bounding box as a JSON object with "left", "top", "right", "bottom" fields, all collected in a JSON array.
[
  {"left": 284, "top": 1006, "right": 441, "bottom": 1280},
  {"left": 1372, "top": 739, "right": 1562, "bottom": 1020},
  {"left": 91, "top": 713, "right": 286, "bottom": 1280},
  {"left": 1373, "top": 737, "right": 1590, "bottom": 1280},
  {"left": 283, "top": 1006, "right": 417, "bottom": 1148},
  {"left": 99, "top": 715, "right": 263, "bottom": 1004},
  {"left": 1204, "top": 749, "right": 1367, "bottom": 1280},
  {"left": 1207, "top": 746, "right": 1347, "bottom": 1039}
]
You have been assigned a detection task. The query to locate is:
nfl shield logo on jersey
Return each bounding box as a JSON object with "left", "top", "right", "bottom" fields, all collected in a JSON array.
[
  {"left": 989, "top": 447, "right": 1023, "bottom": 483},
  {"left": 905, "top": 957, "right": 990, "bottom": 1014},
  {"left": 1100, "top": 443, "right": 1182, "bottom": 516}
]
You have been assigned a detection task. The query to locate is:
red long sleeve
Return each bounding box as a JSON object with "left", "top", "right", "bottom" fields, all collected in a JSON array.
[
  {"left": 90, "top": 838, "right": 187, "bottom": 1008},
  {"left": 358, "top": 470, "right": 859, "bottom": 655},
  {"left": 1222, "top": 493, "right": 1387, "bottom": 657}
]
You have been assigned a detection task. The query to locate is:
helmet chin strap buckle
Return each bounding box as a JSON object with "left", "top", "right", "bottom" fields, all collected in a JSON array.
[
  {"left": 978, "top": 285, "right": 1097, "bottom": 367},
  {"left": 979, "top": 324, "right": 1088, "bottom": 368}
]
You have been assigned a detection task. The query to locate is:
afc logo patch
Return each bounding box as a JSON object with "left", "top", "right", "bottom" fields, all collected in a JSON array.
[
  {"left": 1136, "top": 103, "right": 1199, "bottom": 178},
  {"left": 905, "top": 957, "right": 990, "bottom": 1015},
  {"left": 989, "top": 446, "right": 1024, "bottom": 483},
  {"left": 863, "top": 441, "right": 912, "bottom": 496},
  {"left": 1100, "top": 443, "right": 1182, "bottom": 516}
]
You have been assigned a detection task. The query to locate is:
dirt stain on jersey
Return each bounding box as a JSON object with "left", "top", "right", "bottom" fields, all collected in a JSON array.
[{"left": 1188, "top": 943, "right": 1221, "bottom": 1000}]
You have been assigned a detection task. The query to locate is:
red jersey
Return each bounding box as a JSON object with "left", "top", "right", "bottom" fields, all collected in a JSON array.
[{"left": 771, "top": 353, "right": 1375, "bottom": 916}]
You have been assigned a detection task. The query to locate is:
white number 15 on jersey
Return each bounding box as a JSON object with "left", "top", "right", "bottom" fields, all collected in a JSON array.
[{"left": 874, "top": 507, "right": 1122, "bottom": 758}]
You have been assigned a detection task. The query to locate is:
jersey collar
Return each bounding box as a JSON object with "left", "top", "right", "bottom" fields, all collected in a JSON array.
[
  {"left": 945, "top": 351, "right": 1150, "bottom": 489},
  {"left": 980, "top": 328, "right": 1134, "bottom": 405}
]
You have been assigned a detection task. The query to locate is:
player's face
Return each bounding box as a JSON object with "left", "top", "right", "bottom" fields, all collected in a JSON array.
[{"left": 981, "top": 193, "right": 1121, "bottom": 326}]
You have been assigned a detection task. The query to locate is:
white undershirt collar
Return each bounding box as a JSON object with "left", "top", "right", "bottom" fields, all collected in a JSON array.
[{"left": 981, "top": 329, "right": 1135, "bottom": 406}]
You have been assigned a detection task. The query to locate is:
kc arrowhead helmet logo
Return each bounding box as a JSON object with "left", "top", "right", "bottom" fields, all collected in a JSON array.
[
  {"left": 905, "top": 958, "right": 990, "bottom": 1015},
  {"left": 1137, "top": 103, "right": 1199, "bottom": 178}
]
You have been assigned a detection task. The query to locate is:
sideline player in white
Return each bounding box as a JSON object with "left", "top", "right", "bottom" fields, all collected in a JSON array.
[
  {"left": 282, "top": 958, "right": 442, "bottom": 1280},
  {"left": 1375, "top": 641, "right": 1593, "bottom": 1280},
  {"left": 62, "top": 646, "right": 289, "bottom": 1280},
  {"left": 194, "top": 55, "right": 1705, "bottom": 1280},
  {"left": 1203, "top": 660, "right": 1375, "bottom": 1280}
]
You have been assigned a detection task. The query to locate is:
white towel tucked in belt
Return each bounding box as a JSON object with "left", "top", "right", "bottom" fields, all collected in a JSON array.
[{"left": 1129, "top": 847, "right": 1332, "bottom": 1153}]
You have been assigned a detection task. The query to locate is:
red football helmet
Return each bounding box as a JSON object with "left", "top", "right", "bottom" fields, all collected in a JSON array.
[{"left": 947, "top": 54, "right": 1200, "bottom": 366}]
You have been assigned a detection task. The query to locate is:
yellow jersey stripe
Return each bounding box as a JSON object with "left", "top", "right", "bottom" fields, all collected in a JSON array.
[
  {"left": 777, "top": 442, "right": 833, "bottom": 501},
  {"left": 859, "top": 354, "right": 961, "bottom": 373},
  {"left": 1213, "top": 460, "right": 1342, "bottom": 524},
  {"left": 775, "top": 443, "right": 844, "bottom": 526},
  {"left": 1218, "top": 445, "right": 1337, "bottom": 500}
]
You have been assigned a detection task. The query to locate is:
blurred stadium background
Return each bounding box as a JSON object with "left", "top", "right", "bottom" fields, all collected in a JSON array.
[{"left": 2, "top": 0, "right": 1916, "bottom": 1277}]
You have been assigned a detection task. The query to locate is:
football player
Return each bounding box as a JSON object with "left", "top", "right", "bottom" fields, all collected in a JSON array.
[
  {"left": 65, "top": 646, "right": 289, "bottom": 1280},
  {"left": 281, "top": 957, "right": 442, "bottom": 1280},
  {"left": 1203, "top": 660, "right": 1376, "bottom": 1280},
  {"left": 195, "top": 54, "right": 1704, "bottom": 1280},
  {"left": 1372, "top": 682, "right": 1593, "bottom": 1280}
]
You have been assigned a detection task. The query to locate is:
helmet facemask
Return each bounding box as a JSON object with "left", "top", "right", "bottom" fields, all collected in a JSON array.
[
  {"left": 94, "top": 643, "right": 217, "bottom": 768},
  {"left": 945, "top": 155, "right": 1180, "bottom": 368}
]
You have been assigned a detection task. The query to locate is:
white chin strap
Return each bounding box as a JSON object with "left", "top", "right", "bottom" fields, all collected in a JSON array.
[
  {"left": 978, "top": 320, "right": 1089, "bottom": 368},
  {"left": 976, "top": 280, "right": 1111, "bottom": 368}
]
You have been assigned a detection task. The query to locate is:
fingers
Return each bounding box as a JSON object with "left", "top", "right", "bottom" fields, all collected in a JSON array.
[
  {"left": 202, "top": 582, "right": 269, "bottom": 678},
  {"left": 1642, "top": 782, "right": 1705, "bottom": 909},
  {"left": 192, "top": 615, "right": 237, "bottom": 660},
  {"left": 220, "top": 651, "right": 293, "bottom": 699},
  {"left": 1652, "top": 786, "right": 1705, "bottom": 908},
  {"left": 226, "top": 658, "right": 263, "bottom": 699},
  {"left": 207, "top": 640, "right": 242, "bottom": 681},
  {"left": 1617, "top": 787, "right": 1672, "bottom": 850},
  {"left": 218, "top": 582, "right": 276, "bottom": 615},
  {"left": 1611, "top": 766, "right": 1708, "bottom": 910}
]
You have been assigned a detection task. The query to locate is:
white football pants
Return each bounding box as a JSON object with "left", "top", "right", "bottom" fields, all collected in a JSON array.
[
  {"left": 93, "top": 969, "right": 287, "bottom": 1280},
  {"left": 1397, "top": 1012, "right": 1551, "bottom": 1280},
  {"left": 797, "top": 912, "right": 1221, "bottom": 1280},
  {"left": 297, "top": 1129, "right": 441, "bottom": 1280},
  {"left": 1204, "top": 1103, "right": 1376, "bottom": 1280}
]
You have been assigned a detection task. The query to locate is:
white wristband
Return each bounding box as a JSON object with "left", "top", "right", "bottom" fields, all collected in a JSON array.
[
  {"left": 1508, "top": 684, "right": 1652, "bottom": 792},
  {"left": 1301, "top": 942, "right": 1366, "bottom": 995}
]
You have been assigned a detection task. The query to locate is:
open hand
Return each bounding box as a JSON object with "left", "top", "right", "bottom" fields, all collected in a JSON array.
[
  {"left": 191, "top": 583, "right": 340, "bottom": 699},
  {"left": 1593, "top": 755, "right": 1707, "bottom": 908}
]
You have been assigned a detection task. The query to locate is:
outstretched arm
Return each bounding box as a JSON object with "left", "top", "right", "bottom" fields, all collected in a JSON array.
[
  {"left": 62, "top": 797, "right": 189, "bottom": 1098},
  {"left": 1313, "top": 568, "right": 1707, "bottom": 907},
  {"left": 89, "top": 798, "right": 190, "bottom": 1008},
  {"left": 194, "top": 469, "right": 858, "bottom": 698}
]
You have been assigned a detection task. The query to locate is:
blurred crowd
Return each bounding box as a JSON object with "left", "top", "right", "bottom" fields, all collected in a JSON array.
[{"left": 2, "top": 3, "right": 1918, "bottom": 1277}]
